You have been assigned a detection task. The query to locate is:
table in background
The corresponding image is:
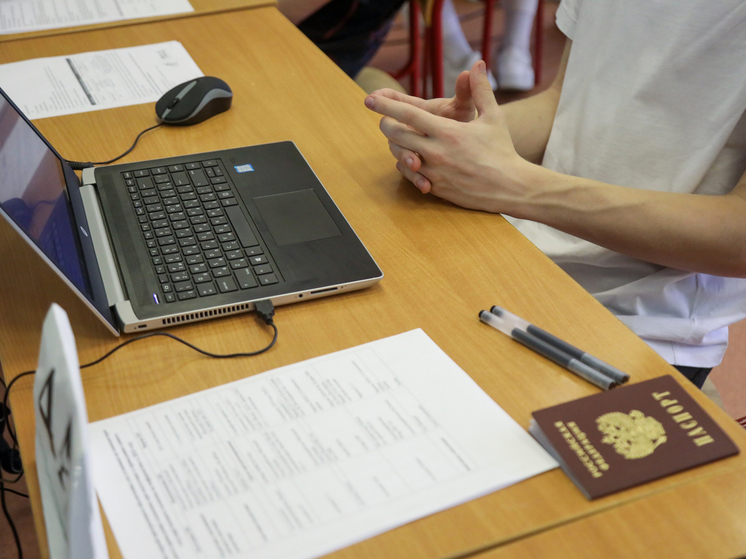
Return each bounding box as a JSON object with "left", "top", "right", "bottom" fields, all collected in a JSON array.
[
  {"left": 0, "top": 0, "right": 274, "bottom": 43},
  {"left": 0, "top": 7, "right": 745, "bottom": 559}
]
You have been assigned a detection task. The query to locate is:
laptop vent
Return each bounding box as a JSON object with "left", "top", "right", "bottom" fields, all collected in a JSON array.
[{"left": 161, "top": 303, "right": 252, "bottom": 326}]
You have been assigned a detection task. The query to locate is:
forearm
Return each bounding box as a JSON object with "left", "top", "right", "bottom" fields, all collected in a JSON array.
[
  {"left": 499, "top": 38, "right": 570, "bottom": 163},
  {"left": 500, "top": 87, "right": 561, "bottom": 164},
  {"left": 509, "top": 164, "right": 746, "bottom": 277}
]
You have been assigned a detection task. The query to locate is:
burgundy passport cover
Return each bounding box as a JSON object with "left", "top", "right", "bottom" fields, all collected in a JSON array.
[{"left": 530, "top": 375, "right": 739, "bottom": 499}]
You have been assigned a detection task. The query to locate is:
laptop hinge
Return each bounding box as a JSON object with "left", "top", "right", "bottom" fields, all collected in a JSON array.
[{"left": 79, "top": 184, "right": 126, "bottom": 307}]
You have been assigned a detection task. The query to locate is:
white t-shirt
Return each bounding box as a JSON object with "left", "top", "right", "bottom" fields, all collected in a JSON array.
[{"left": 506, "top": 0, "right": 746, "bottom": 367}]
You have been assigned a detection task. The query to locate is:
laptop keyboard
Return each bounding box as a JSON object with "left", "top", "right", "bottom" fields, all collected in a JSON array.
[{"left": 122, "top": 160, "right": 279, "bottom": 304}]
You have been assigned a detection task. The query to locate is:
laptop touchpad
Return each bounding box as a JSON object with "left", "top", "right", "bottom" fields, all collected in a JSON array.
[{"left": 253, "top": 189, "right": 342, "bottom": 246}]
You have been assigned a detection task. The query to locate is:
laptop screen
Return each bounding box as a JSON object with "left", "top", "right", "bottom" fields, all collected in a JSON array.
[{"left": 0, "top": 94, "right": 93, "bottom": 298}]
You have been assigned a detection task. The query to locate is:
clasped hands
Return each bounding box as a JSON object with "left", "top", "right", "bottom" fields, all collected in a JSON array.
[{"left": 364, "top": 60, "right": 527, "bottom": 214}]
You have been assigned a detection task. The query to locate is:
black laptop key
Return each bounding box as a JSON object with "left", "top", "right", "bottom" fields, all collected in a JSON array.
[
  {"left": 161, "top": 284, "right": 173, "bottom": 293},
  {"left": 173, "top": 221, "right": 190, "bottom": 230},
  {"left": 168, "top": 165, "right": 184, "bottom": 172},
  {"left": 155, "top": 265, "right": 166, "bottom": 275},
  {"left": 168, "top": 262, "right": 186, "bottom": 273},
  {"left": 191, "top": 170, "right": 209, "bottom": 186},
  {"left": 196, "top": 186, "right": 213, "bottom": 195},
  {"left": 172, "top": 271, "right": 190, "bottom": 283},
  {"left": 151, "top": 167, "right": 168, "bottom": 175},
  {"left": 174, "top": 280, "right": 193, "bottom": 292},
  {"left": 177, "top": 290, "right": 197, "bottom": 301},
  {"left": 158, "top": 236, "right": 175, "bottom": 246},
  {"left": 134, "top": 170, "right": 149, "bottom": 178},
  {"left": 155, "top": 228, "right": 172, "bottom": 237},
  {"left": 143, "top": 196, "right": 159, "bottom": 205},
  {"left": 164, "top": 292, "right": 176, "bottom": 303},
  {"left": 204, "top": 249, "right": 221, "bottom": 259},
  {"left": 217, "top": 277, "right": 237, "bottom": 293},
  {"left": 168, "top": 211, "right": 186, "bottom": 220},
  {"left": 186, "top": 162, "right": 201, "bottom": 170},
  {"left": 211, "top": 217, "right": 228, "bottom": 226},
  {"left": 225, "top": 250, "right": 243, "bottom": 260},
  {"left": 165, "top": 254, "right": 182, "bottom": 264},
  {"left": 202, "top": 160, "right": 218, "bottom": 167},
  {"left": 198, "top": 283, "right": 217, "bottom": 297},
  {"left": 254, "top": 264, "right": 273, "bottom": 276},
  {"left": 230, "top": 258, "right": 248, "bottom": 269},
  {"left": 234, "top": 268, "right": 257, "bottom": 289},
  {"left": 187, "top": 208, "right": 204, "bottom": 216},
  {"left": 194, "top": 224, "right": 211, "bottom": 233},
  {"left": 181, "top": 246, "right": 199, "bottom": 256},
  {"left": 149, "top": 211, "right": 166, "bottom": 220},
  {"left": 244, "top": 247, "right": 264, "bottom": 257},
  {"left": 176, "top": 229, "right": 192, "bottom": 239},
  {"left": 171, "top": 172, "right": 189, "bottom": 186},
  {"left": 163, "top": 196, "right": 179, "bottom": 206},
  {"left": 184, "top": 200, "right": 200, "bottom": 209},
  {"left": 211, "top": 176, "right": 227, "bottom": 184},
  {"left": 259, "top": 274, "right": 279, "bottom": 286},
  {"left": 158, "top": 274, "right": 170, "bottom": 284},
  {"left": 217, "top": 191, "right": 234, "bottom": 200},
  {"left": 201, "top": 240, "right": 218, "bottom": 250},
  {"left": 179, "top": 237, "right": 197, "bottom": 247},
  {"left": 140, "top": 188, "right": 157, "bottom": 198},
  {"left": 218, "top": 233, "right": 235, "bottom": 243},
  {"left": 204, "top": 201, "right": 220, "bottom": 210},
  {"left": 161, "top": 246, "right": 179, "bottom": 255},
  {"left": 208, "top": 257, "right": 226, "bottom": 268},
  {"left": 221, "top": 198, "right": 238, "bottom": 207},
  {"left": 212, "top": 266, "right": 231, "bottom": 278},
  {"left": 186, "top": 254, "right": 203, "bottom": 264},
  {"left": 197, "top": 232, "right": 214, "bottom": 241},
  {"left": 193, "top": 272, "right": 212, "bottom": 283},
  {"left": 190, "top": 264, "right": 208, "bottom": 274},
  {"left": 249, "top": 255, "right": 268, "bottom": 265},
  {"left": 151, "top": 219, "right": 168, "bottom": 229},
  {"left": 177, "top": 185, "right": 194, "bottom": 195},
  {"left": 225, "top": 206, "right": 258, "bottom": 247}
]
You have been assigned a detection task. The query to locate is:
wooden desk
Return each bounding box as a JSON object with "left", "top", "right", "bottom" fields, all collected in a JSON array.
[
  {"left": 471, "top": 464, "right": 746, "bottom": 559},
  {"left": 0, "top": 0, "right": 275, "bottom": 43},
  {"left": 1, "top": 7, "right": 744, "bottom": 559}
]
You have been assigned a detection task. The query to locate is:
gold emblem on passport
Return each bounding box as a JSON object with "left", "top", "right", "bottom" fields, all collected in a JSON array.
[{"left": 596, "top": 410, "right": 667, "bottom": 459}]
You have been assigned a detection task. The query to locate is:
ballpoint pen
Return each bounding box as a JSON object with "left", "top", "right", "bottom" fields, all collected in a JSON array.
[
  {"left": 490, "top": 306, "right": 630, "bottom": 385},
  {"left": 479, "top": 310, "right": 617, "bottom": 390}
]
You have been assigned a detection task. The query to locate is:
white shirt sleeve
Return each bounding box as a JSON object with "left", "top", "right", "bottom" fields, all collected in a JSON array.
[{"left": 556, "top": 0, "right": 580, "bottom": 39}]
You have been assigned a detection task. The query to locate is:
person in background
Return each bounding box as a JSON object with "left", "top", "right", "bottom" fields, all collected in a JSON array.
[
  {"left": 279, "top": 0, "right": 538, "bottom": 96},
  {"left": 363, "top": 0, "right": 746, "bottom": 389}
]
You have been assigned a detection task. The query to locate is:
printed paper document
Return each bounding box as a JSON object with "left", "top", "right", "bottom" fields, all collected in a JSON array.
[
  {"left": 0, "top": 41, "right": 203, "bottom": 120},
  {"left": 89, "top": 329, "right": 557, "bottom": 559},
  {"left": 0, "top": 0, "right": 193, "bottom": 35}
]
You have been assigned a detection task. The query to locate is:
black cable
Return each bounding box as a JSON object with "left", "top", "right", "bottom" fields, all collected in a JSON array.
[
  {"left": 1, "top": 478, "right": 22, "bottom": 559},
  {"left": 2, "top": 488, "right": 28, "bottom": 499},
  {"left": 0, "top": 301, "right": 277, "bottom": 485},
  {"left": 66, "top": 122, "right": 164, "bottom": 170}
]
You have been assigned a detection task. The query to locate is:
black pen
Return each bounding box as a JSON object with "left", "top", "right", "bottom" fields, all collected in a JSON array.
[
  {"left": 479, "top": 310, "right": 618, "bottom": 390},
  {"left": 490, "top": 306, "right": 629, "bottom": 385}
]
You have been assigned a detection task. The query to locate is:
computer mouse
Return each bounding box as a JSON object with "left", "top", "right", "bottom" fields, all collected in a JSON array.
[{"left": 155, "top": 76, "right": 232, "bottom": 126}]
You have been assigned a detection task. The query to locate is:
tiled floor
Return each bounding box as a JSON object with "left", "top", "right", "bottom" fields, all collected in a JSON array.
[{"left": 2, "top": 2, "right": 744, "bottom": 558}]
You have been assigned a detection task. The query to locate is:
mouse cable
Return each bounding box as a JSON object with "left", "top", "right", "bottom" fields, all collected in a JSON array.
[
  {"left": 66, "top": 122, "right": 164, "bottom": 170},
  {"left": 0, "top": 299, "right": 277, "bottom": 484}
]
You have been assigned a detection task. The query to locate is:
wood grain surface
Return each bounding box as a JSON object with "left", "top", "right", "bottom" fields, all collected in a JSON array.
[{"left": 0, "top": 7, "right": 744, "bottom": 559}]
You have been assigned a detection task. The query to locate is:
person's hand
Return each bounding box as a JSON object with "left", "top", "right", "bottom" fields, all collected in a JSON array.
[
  {"left": 364, "top": 60, "right": 527, "bottom": 213},
  {"left": 367, "top": 70, "right": 477, "bottom": 179},
  {"left": 369, "top": 70, "right": 478, "bottom": 123}
]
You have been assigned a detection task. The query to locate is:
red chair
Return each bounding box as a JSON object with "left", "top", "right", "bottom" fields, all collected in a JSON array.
[{"left": 393, "top": 0, "right": 544, "bottom": 99}]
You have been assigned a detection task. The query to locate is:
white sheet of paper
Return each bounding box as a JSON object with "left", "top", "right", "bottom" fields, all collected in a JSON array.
[
  {"left": 0, "top": 0, "right": 193, "bottom": 35},
  {"left": 89, "top": 329, "right": 557, "bottom": 559},
  {"left": 0, "top": 41, "right": 203, "bottom": 120}
]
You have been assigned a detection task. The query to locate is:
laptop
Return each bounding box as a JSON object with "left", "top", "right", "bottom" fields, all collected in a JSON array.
[{"left": 0, "top": 87, "right": 383, "bottom": 335}]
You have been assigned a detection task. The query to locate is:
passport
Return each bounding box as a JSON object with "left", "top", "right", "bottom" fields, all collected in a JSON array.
[{"left": 529, "top": 375, "right": 739, "bottom": 499}]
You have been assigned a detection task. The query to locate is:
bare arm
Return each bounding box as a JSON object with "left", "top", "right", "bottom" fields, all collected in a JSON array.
[
  {"left": 501, "top": 39, "right": 571, "bottom": 163},
  {"left": 365, "top": 56, "right": 746, "bottom": 278}
]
